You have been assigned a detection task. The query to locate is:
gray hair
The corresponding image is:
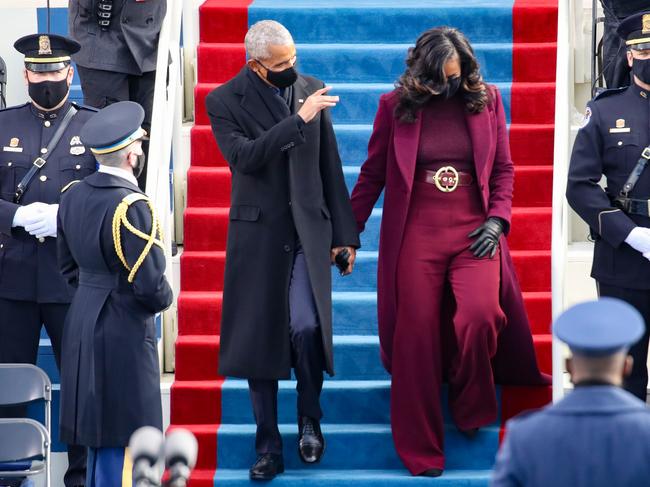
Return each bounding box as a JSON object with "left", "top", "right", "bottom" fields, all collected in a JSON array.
[
  {"left": 244, "top": 20, "right": 294, "bottom": 61},
  {"left": 95, "top": 141, "right": 138, "bottom": 167}
]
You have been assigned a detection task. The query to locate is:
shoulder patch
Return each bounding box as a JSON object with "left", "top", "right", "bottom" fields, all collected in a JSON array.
[
  {"left": 579, "top": 106, "right": 592, "bottom": 128},
  {"left": 61, "top": 179, "right": 81, "bottom": 193},
  {"left": 123, "top": 192, "right": 149, "bottom": 205},
  {"left": 594, "top": 86, "right": 626, "bottom": 101}
]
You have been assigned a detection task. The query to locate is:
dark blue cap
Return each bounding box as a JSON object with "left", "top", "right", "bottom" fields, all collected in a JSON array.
[
  {"left": 553, "top": 298, "right": 645, "bottom": 356},
  {"left": 80, "top": 101, "right": 146, "bottom": 155},
  {"left": 617, "top": 11, "right": 650, "bottom": 50},
  {"left": 14, "top": 33, "right": 80, "bottom": 72}
]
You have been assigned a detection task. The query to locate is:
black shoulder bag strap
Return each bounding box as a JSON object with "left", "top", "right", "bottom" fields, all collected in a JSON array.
[
  {"left": 14, "top": 105, "right": 78, "bottom": 203},
  {"left": 620, "top": 145, "right": 650, "bottom": 198}
]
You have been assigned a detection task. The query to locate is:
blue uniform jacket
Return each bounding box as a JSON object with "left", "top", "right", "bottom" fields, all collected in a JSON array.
[
  {"left": 0, "top": 101, "right": 97, "bottom": 303},
  {"left": 567, "top": 83, "right": 650, "bottom": 289},
  {"left": 492, "top": 386, "right": 650, "bottom": 487}
]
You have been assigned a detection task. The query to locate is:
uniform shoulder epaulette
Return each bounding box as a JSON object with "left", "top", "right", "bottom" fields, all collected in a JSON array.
[
  {"left": 0, "top": 102, "right": 30, "bottom": 114},
  {"left": 112, "top": 192, "right": 163, "bottom": 283},
  {"left": 594, "top": 86, "right": 627, "bottom": 101},
  {"left": 71, "top": 101, "right": 99, "bottom": 113},
  {"left": 61, "top": 179, "right": 81, "bottom": 194}
]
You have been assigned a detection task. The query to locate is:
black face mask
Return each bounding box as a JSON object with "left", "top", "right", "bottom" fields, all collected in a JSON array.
[
  {"left": 443, "top": 76, "right": 462, "bottom": 99},
  {"left": 258, "top": 61, "right": 298, "bottom": 89},
  {"left": 28, "top": 76, "right": 69, "bottom": 110},
  {"left": 133, "top": 153, "right": 146, "bottom": 179},
  {"left": 632, "top": 57, "right": 650, "bottom": 85}
]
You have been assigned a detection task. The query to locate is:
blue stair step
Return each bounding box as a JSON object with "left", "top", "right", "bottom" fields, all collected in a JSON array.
[
  {"left": 220, "top": 380, "right": 501, "bottom": 427},
  {"left": 214, "top": 469, "right": 491, "bottom": 485},
  {"left": 295, "top": 43, "right": 512, "bottom": 83},
  {"left": 249, "top": 0, "right": 514, "bottom": 44},
  {"left": 330, "top": 336, "right": 388, "bottom": 381},
  {"left": 327, "top": 83, "right": 511, "bottom": 124},
  {"left": 216, "top": 423, "right": 500, "bottom": 470},
  {"left": 333, "top": 124, "right": 372, "bottom": 167},
  {"left": 332, "top": 292, "right": 377, "bottom": 335}
]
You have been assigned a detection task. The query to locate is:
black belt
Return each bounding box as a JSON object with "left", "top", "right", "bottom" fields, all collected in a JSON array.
[
  {"left": 612, "top": 197, "right": 650, "bottom": 217},
  {"left": 79, "top": 270, "right": 130, "bottom": 291}
]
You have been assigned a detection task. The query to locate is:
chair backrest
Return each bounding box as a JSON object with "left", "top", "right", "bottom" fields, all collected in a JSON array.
[
  {"left": 0, "top": 365, "right": 51, "bottom": 407},
  {"left": 0, "top": 419, "right": 48, "bottom": 463}
]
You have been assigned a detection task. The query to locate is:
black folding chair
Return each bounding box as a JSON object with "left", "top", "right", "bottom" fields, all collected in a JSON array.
[{"left": 0, "top": 365, "right": 52, "bottom": 487}]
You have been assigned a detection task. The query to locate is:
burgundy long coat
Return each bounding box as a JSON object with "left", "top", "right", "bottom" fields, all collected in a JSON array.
[{"left": 350, "top": 86, "right": 549, "bottom": 386}]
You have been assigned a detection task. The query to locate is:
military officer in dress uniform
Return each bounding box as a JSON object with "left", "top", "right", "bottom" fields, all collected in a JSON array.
[
  {"left": 492, "top": 298, "right": 650, "bottom": 487},
  {"left": 68, "top": 0, "right": 167, "bottom": 189},
  {"left": 0, "top": 33, "right": 97, "bottom": 487},
  {"left": 567, "top": 11, "right": 650, "bottom": 401},
  {"left": 57, "top": 101, "right": 173, "bottom": 486}
]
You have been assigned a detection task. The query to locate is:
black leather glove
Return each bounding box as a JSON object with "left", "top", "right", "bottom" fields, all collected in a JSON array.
[{"left": 468, "top": 217, "right": 504, "bottom": 259}]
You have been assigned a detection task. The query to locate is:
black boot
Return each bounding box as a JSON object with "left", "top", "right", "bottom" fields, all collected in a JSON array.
[
  {"left": 249, "top": 453, "right": 284, "bottom": 481},
  {"left": 298, "top": 416, "right": 325, "bottom": 463}
]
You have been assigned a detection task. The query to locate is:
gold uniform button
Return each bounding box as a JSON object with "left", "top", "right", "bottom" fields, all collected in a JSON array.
[
  {"left": 40, "top": 148, "right": 47, "bottom": 154},
  {"left": 44, "top": 121, "right": 51, "bottom": 127},
  {"left": 40, "top": 175, "right": 47, "bottom": 182}
]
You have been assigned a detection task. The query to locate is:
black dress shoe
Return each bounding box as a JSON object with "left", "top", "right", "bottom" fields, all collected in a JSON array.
[
  {"left": 298, "top": 416, "right": 325, "bottom": 463},
  {"left": 249, "top": 453, "right": 284, "bottom": 481},
  {"left": 419, "top": 468, "right": 443, "bottom": 477}
]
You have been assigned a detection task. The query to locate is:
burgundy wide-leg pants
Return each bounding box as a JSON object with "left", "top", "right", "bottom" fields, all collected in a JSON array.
[{"left": 390, "top": 180, "right": 506, "bottom": 475}]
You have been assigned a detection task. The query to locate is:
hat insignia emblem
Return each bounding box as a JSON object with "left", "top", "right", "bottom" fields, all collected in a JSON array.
[
  {"left": 643, "top": 14, "right": 650, "bottom": 34},
  {"left": 9, "top": 138, "right": 19, "bottom": 148},
  {"left": 38, "top": 35, "right": 52, "bottom": 56}
]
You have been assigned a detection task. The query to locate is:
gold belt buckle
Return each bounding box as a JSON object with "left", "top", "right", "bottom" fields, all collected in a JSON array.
[{"left": 432, "top": 166, "right": 459, "bottom": 192}]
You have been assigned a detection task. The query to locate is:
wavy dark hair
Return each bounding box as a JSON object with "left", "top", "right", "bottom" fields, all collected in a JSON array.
[{"left": 395, "top": 27, "right": 489, "bottom": 123}]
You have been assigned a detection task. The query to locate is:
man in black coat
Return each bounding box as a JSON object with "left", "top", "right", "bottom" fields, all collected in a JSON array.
[
  {"left": 206, "top": 19, "right": 360, "bottom": 481},
  {"left": 0, "top": 33, "right": 97, "bottom": 487},
  {"left": 57, "top": 101, "right": 173, "bottom": 485},
  {"left": 68, "top": 0, "right": 167, "bottom": 189},
  {"left": 567, "top": 11, "right": 650, "bottom": 401}
]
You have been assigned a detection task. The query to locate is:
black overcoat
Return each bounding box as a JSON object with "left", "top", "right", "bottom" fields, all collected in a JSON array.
[
  {"left": 57, "top": 172, "right": 173, "bottom": 447},
  {"left": 206, "top": 67, "right": 359, "bottom": 379}
]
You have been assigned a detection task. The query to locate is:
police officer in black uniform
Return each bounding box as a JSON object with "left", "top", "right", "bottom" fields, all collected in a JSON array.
[
  {"left": 68, "top": 0, "right": 167, "bottom": 190},
  {"left": 0, "top": 33, "right": 96, "bottom": 487},
  {"left": 568, "top": 11, "right": 650, "bottom": 402},
  {"left": 58, "top": 101, "right": 173, "bottom": 485}
]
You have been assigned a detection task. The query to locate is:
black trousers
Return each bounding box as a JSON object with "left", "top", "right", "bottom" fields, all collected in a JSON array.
[
  {"left": 598, "top": 284, "right": 650, "bottom": 401},
  {"left": 76, "top": 66, "right": 156, "bottom": 190},
  {"left": 0, "top": 298, "right": 86, "bottom": 487},
  {"left": 248, "top": 247, "right": 326, "bottom": 455}
]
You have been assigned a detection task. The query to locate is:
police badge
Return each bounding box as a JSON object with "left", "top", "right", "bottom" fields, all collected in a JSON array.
[{"left": 38, "top": 35, "right": 52, "bottom": 56}]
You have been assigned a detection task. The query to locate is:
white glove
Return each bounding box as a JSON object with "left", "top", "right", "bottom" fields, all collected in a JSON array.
[
  {"left": 625, "top": 227, "right": 650, "bottom": 255},
  {"left": 12, "top": 202, "right": 49, "bottom": 228},
  {"left": 23, "top": 204, "right": 59, "bottom": 239}
]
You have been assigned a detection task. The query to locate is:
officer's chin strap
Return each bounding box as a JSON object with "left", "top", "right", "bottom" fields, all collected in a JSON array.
[{"left": 112, "top": 193, "right": 164, "bottom": 283}]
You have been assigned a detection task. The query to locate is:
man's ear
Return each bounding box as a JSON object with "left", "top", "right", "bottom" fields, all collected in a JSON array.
[
  {"left": 23, "top": 68, "right": 29, "bottom": 85},
  {"left": 627, "top": 49, "right": 634, "bottom": 69},
  {"left": 624, "top": 355, "right": 634, "bottom": 377},
  {"left": 67, "top": 66, "right": 74, "bottom": 86},
  {"left": 247, "top": 58, "right": 262, "bottom": 75}
]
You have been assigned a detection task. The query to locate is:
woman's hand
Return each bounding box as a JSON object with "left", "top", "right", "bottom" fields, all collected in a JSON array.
[{"left": 468, "top": 217, "right": 504, "bottom": 259}]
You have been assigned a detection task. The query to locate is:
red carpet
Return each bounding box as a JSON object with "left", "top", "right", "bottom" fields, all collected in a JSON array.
[{"left": 173, "top": 1, "right": 558, "bottom": 484}]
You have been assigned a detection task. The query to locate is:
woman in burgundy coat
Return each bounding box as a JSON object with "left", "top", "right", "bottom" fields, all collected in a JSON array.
[{"left": 350, "top": 27, "right": 549, "bottom": 477}]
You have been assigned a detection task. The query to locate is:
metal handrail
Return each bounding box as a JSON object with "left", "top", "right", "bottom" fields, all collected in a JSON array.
[
  {"left": 551, "top": 0, "right": 576, "bottom": 402},
  {"left": 146, "top": 0, "right": 184, "bottom": 370}
]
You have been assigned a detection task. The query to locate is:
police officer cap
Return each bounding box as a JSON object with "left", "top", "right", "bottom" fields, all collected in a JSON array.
[
  {"left": 14, "top": 33, "right": 81, "bottom": 73},
  {"left": 81, "top": 101, "right": 146, "bottom": 155},
  {"left": 553, "top": 298, "right": 645, "bottom": 356},
  {"left": 617, "top": 11, "right": 650, "bottom": 51}
]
